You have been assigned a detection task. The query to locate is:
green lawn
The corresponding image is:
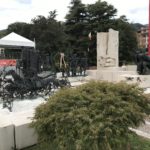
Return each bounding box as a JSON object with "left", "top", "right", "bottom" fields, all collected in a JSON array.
[
  {"left": 128, "top": 134, "right": 150, "bottom": 150},
  {"left": 23, "top": 134, "right": 150, "bottom": 150}
]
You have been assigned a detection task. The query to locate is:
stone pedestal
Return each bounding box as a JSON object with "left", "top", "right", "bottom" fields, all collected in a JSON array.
[
  {"left": 120, "top": 74, "right": 150, "bottom": 88},
  {"left": 96, "top": 70, "right": 137, "bottom": 82},
  {"left": 86, "top": 66, "right": 150, "bottom": 88}
]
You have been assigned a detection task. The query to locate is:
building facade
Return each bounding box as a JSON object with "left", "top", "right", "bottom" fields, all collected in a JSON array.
[{"left": 137, "top": 26, "right": 148, "bottom": 49}]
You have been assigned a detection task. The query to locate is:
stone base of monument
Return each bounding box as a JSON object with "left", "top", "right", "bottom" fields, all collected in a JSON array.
[
  {"left": 120, "top": 74, "right": 150, "bottom": 88},
  {"left": 96, "top": 69, "right": 137, "bottom": 82},
  {"left": 86, "top": 65, "right": 150, "bottom": 88}
]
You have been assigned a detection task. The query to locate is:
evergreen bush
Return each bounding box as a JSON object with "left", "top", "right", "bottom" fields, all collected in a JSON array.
[{"left": 31, "top": 81, "right": 150, "bottom": 150}]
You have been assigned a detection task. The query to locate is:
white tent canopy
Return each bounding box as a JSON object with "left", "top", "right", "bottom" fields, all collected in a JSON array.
[{"left": 0, "top": 32, "right": 35, "bottom": 48}]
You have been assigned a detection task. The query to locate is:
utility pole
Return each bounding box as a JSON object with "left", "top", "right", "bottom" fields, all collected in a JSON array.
[{"left": 148, "top": 0, "right": 150, "bottom": 55}]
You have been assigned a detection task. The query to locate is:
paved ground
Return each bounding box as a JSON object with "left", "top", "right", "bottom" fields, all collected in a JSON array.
[{"left": 130, "top": 120, "right": 150, "bottom": 139}]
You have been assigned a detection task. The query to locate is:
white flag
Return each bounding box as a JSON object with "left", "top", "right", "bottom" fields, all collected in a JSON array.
[{"left": 88, "top": 32, "right": 92, "bottom": 40}]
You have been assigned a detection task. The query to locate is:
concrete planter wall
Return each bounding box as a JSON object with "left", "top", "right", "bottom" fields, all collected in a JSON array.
[
  {"left": 0, "top": 111, "right": 38, "bottom": 150},
  {"left": 0, "top": 117, "right": 14, "bottom": 150}
]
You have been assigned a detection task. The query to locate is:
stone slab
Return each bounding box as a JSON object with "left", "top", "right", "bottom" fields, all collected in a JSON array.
[
  {"left": 126, "top": 65, "right": 137, "bottom": 71},
  {"left": 0, "top": 115, "right": 14, "bottom": 150},
  {"left": 97, "top": 29, "right": 119, "bottom": 69},
  {"left": 108, "top": 29, "right": 119, "bottom": 67},
  {"left": 96, "top": 70, "right": 137, "bottom": 82},
  {"left": 86, "top": 70, "right": 97, "bottom": 79},
  {"left": 12, "top": 110, "right": 38, "bottom": 150},
  {"left": 130, "top": 128, "right": 150, "bottom": 139},
  {"left": 71, "top": 81, "right": 87, "bottom": 87},
  {"left": 86, "top": 69, "right": 150, "bottom": 88},
  {"left": 120, "top": 74, "right": 150, "bottom": 88},
  {"left": 15, "top": 122, "right": 37, "bottom": 150}
]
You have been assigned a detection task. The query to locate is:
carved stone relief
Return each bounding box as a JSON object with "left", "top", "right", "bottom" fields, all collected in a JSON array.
[{"left": 97, "top": 29, "right": 119, "bottom": 69}]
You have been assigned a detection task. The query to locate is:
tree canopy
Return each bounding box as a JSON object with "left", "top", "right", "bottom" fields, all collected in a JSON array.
[
  {"left": 6, "top": 10, "right": 66, "bottom": 55},
  {"left": 0, "top": 0, "right": 138, "bottom": 65},
  {"left": 65, "top": 0, "right": 137, "bottom": 65}
]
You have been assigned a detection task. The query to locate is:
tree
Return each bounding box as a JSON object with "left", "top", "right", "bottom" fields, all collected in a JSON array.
[
  {"left": 65, "top": 0, "right": 118, "bottom": 66},
  {"left": 131, "top": 23, "right": 145, "bottom": 32},
  {"left": 0, "top": 29, "right": 7, "bottom": 38},
  {"left": 6, "top": 11, "right": 66, "bottom": 56},
  {"left": 31, "top": 81, "right": 150, "bottom": 150},
  {"left": 86, "top": 0, "right": 117, "bottom": 65},
  {"left": 30, "top": 10, "right": 66, "bottom": 55},
  {"left": 4, "top": 22, "right": 32, "bottom": 59},
  {"left": 65, "top": 0, "right": 137, "bottom": 66},
  {"left": 87, "top": 0, "right": 117, "bottom": 32},
  {"left": 5, "top": 0, "right": 138, "bottom": 66},
  {"left": 7, "top": 22, "right": 32, "bottom": 40},
  {"left": 65, "top": 0, "right": 89, "bottom": 55},
  {"left": 113, "top": 16, "right": 138, "bottom": 64}
]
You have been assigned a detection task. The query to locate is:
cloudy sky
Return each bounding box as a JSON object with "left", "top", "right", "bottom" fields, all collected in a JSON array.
[{"left": 0, "top": 0, "right": 148, "bottom": 30}]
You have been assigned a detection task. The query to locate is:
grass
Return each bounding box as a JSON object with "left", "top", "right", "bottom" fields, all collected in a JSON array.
[
  {"left": 23, "top": 134, "right": 150, "bottom": 150},
  {"left": 23, "top": 142, "right": 57, "bottom": 150},
  {"left": 128, "top": 134, "right": 150, "bottom": 150}
]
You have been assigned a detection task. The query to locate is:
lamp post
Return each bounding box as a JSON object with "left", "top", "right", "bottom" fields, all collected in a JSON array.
[{"left": 148, "top": 0, "right": 150, "bottom": 55}]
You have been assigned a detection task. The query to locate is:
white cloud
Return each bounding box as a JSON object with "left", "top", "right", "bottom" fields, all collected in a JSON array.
[
  {"left": 0, "top": 0, "right": 32, "bottom": 29},
  {"left": 15, "top": 0, "right": 32, "bottom": 4},
  {"left": 105, "top": 0, "right": 148, "bottom": 24},
  {"left": 0, "top": 0, "right": 148, "bottom": 30}
]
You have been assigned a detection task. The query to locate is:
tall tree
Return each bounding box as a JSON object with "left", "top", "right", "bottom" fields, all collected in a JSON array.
[
  {"left": 113, "top": 16, "right": 138, "bottom": 64},
  {"left": 87, "top": 0, "right": 117, "bottom": 32},
  {"left": 30, "top": 10, "right": 66, "bottom": 55},
  {"left": 5, "top": 0, "right": 138, "bottom": 66},
  {"left": 0, "top": 29, "right": 7, "bottom": 38},
  {"left": 65, "top": 0, "right": 118, "bottom": 65},
  {"left": 86, "top": 0, "right": 117, "bottom": 65},
  {"left": 65, "top": 0, "right": 88, "bottom": 55},
  {"left": 7, "top": 22, "right": 32, "bottom": 39},
  {"left": 6, "top": 11, "right": 66, "bottom": 56}
]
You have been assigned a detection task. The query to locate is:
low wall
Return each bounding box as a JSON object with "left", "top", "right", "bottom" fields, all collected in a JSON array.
[
  {"left": 0, "top": 111, "right": 38, "bottom": 150},
  {"left": 86, "top": 69, "right": 137, "bottom": 81},
  {"left": 126, "top": 65, "right": 137, "bottom": 71},
  {"left": 0, "top": 116, "right": 14, "bottom": 150},
  {"left": 86, "top": 70, "right": 97, "bottom": 80},
  {"left": 86, "top": 67, "right": 150, "bottom": 88},
  {"left": 96, "top": 70, "right": 137, "bottom": 82}
]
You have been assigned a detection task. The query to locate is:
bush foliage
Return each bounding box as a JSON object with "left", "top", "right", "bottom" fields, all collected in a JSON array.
[{"left": 31, "top": 81, "right": 150, "bottom": 150}]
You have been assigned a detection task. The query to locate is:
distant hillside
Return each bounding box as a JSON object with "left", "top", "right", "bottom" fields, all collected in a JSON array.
[
  {"left": 0, "top": 29, "right": 7, "bottom": 38},
  {"left": 131, "top": 23, "right": 148, "bottom": 31}
]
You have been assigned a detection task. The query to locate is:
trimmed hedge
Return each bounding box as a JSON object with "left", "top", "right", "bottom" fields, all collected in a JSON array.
[{"left": 31, "top": 81, "right": 150, "bottom": 150}]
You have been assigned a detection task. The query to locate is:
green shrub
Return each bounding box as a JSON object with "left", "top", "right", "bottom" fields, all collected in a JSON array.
[{"left": 31, "top": 81, "right": 150, "bottom": 150}]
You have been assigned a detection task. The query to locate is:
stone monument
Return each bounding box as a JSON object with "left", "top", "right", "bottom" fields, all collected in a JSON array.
[
  {"left": 97, "top": 28, "right": 119, "bottom": 69},
  {"left": 89, "top": 28, "right": 150, "bottom": 87},
  {"left": 94, "top": 28, "right": 138, "bottom": 83}
]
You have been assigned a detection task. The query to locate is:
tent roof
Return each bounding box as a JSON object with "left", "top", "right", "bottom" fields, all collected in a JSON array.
[{"left": 0, "top": 32, "right": 35, "bottom": 48}]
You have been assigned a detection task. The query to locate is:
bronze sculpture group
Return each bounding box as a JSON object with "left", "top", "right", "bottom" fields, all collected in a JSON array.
[{"left": 0, "top": 49, "right": 87, "bottom": 111}]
